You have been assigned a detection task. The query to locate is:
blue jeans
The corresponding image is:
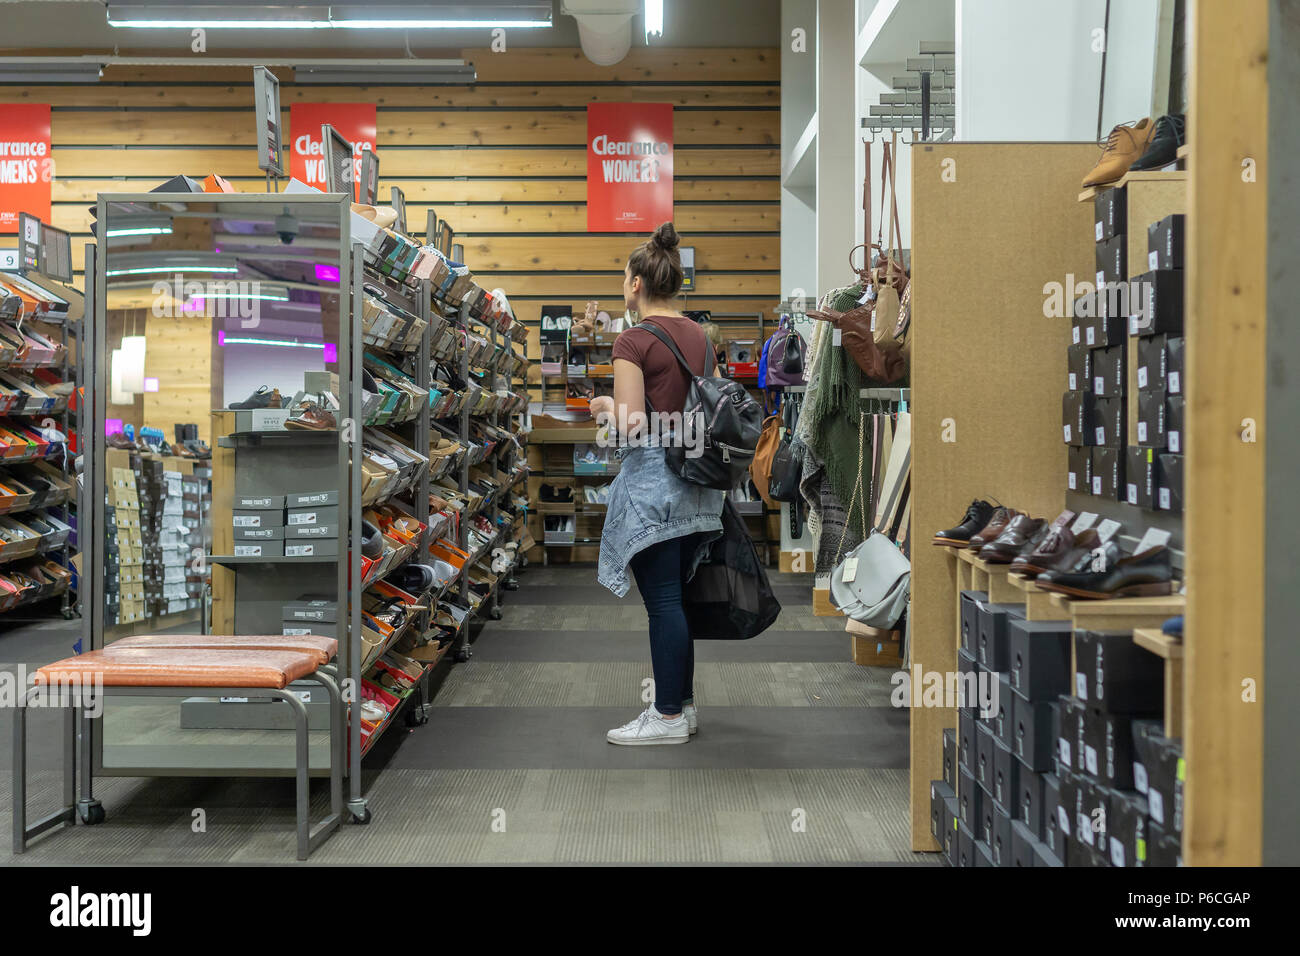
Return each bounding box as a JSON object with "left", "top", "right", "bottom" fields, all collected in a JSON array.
[{"left": 629, "top": 535, "right": 695, "bottom": 715}]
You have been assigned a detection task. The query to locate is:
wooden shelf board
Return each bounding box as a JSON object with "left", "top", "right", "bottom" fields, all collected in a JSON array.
[{"left": 1134, "top": 626, "right": 1184, "bottom": 659}]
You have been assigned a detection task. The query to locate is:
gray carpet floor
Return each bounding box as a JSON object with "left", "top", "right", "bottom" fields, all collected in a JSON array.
[{"left": 0, "top": 566, "right": 930, "bottom": 864}]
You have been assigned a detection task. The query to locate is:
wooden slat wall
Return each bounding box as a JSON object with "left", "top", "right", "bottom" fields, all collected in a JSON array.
[{"left": 5, "top": 47, "right": 780, "bottom": 393}]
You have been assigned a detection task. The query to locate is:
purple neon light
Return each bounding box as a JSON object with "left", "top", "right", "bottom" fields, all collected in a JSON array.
[
  {"left": 217, "top": 330, "right": 226, "bottom": 346},
  {"left": 323, "top": 343, "right": 338, "bottom": 364},
  {"left": 315, "top": 263, "right": 341, "bottom": 282},
  {"left": 105, "top": 419, "right": 124, "bottom": 436},
  {"left": 143, "top": 377, "right": 160, "bottom": 393}
]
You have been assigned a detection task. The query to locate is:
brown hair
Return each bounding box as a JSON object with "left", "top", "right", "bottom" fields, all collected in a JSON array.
[{"left": 626, "top": 222, "right": 683, "bottom": 299}]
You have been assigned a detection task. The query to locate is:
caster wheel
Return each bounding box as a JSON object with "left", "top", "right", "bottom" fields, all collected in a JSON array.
[
  {"left": 455, "top": 647, "right": 471, "bottom": 663},
  {"left": 78, "top": 803, "right": 106, "bottom": 825},
  {"left": 350, "top": 807, "right": 372, "bottom": 825},
  {"left": 489, "top": 606, "right": 503, "bottom": 620},
  {"left": 504, "top": 579, "right": 519, "bottom": 591}
]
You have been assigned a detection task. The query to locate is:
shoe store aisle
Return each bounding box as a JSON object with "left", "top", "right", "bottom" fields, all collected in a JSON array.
[{"left": 0, "top": 565, "right": 928, "bottom": 865}]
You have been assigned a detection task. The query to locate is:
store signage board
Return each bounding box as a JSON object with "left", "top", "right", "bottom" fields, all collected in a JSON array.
[
  {"left": 18, "top": 212, "right": 40, "bottom": 272},
  {"left": 253, "top": 67, "right": 286, "bottom": 176},
  {"left": 0, "top": 250, "right": 16, "bottom": 270},
  {"left": 321, "top": 124, "right": 355, "bottom": 198},
  {"left": 39, "top": 222, "right": 72, "bottom": 282},
  {"left": 0, "top": 104, "right": 52, "bottom": 235},
  {"left": 586, "top": 103, "right": 673, "bottom": 232},
  {"left": 289, "top": 103, "right": 376, "bottom": 200},
  {"left": 391, "top": 186, "right": 407, "bottom": 235},
  {"left": 359, "top": 150, "right": 380, "bottom": 207}
]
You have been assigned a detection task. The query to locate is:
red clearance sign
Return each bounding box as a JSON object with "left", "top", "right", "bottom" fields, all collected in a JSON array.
[
  {"left": 289, "top": 103, "right": 377, "bottom": 200},
  {"left": 586, "top": 103, "right": 673, "bottom": 233},
  {"left": 0, "top": 104, "right": 52, "bottom": 235}
]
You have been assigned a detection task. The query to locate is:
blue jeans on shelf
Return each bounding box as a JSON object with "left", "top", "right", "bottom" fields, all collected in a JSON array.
[{"left": 629, "top": 535, "right": 695, "bottom": 715}]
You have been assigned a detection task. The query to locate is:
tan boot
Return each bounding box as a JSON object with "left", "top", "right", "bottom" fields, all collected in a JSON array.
[{"left": 1082, "top": 118, "right": 1156, "bottom": 188}]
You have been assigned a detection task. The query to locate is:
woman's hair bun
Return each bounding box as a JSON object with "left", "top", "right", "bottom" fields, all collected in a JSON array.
[{"left": 651, "top": 221, "right": 679, "bottom": 251}]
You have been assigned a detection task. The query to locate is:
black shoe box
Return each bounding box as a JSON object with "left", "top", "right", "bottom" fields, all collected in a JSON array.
[
  {"left": 993, "top": 737, "right": 1020, "bottom": 809},
  {"left": 1092, "top": 344, "right": 1125, "bottom": 397},
  {"left": 1107, "top": 789, "right": 1149, "bottom": 867},
  {"left": 976, "top": 722, "right": 996, "bottom": 792},
  {"left": 1034, "top": 840, "right": 1065, "bottom": 867},
  {"left": 1147, "top": 213, "right": 1185, "bottom": 270},
  {"left": 1136, "top": 387, "right": 1167, "bottom": 448},
  {"left": 1095, "top": 186, "right": 1127, "bottom": 241},
  {"left": 957, "top": 820, "right": 976, "bottom": 868},
  {"left": 942, "top": 792, "right": 959, "bottom": 863},
  {"left": 1057, "top": 694, "right": 1088, "bottom": 775},
  {"left": 1062, "top": 390, "right": 1096, "bottom": 446},
  {"left": 1058, "top": 769, "right": 1082, "bottom": 858},
  {"left": 1146, "top": 821, "right": 1183, "bottom": 866},
  {"left": 959, "top": 765, "right": 981, "bottom": 830},
  {"left": 1069, "top": 778, "right": 1111, "bottom": 860},
  {"left": 975, "top": 840, "right": 995, "bottom": 867},
  {"left": 1158, "top": 453, "right": 1184, "bottom": 513},
  {"left": 1135, "top": 332, "right": 1167, "bottom": 391},
  {"left": 1067, "top": 342, "right": 1093, "bottom": 392},
  {"left": 958, "top": 647, "right": 979, "bottom": 700},
  {"left": 1135, "top": 732, "right": 1184, "bottom": 835},
  {"left": 1068, "top": 445, "right": 1092, "bottom": 494},
  {"left": 1012, "top": 688, "right": 1056, "bottom": 771},
  {"left": 1075, "top": 629, "right": 1165, "bottom": 714},
  {"left": 987, "top": 672, "right": 1013, "bottom": 747},
  {"left": 1165, "top": 335, "right": 1185, "bottom": 395},
  {"left": 1125, "top": 446, "right": 1161, "bottom": 509},
  {"left": 1091, "top": 445, "right": 1124, "bottom": 499},
  {"left": 1017, "top": 766, "right": 1045, "bottom": 839},
  {"left": 1166, "top": 394, "right": 1185, "bottom": 453},
  {"left": 942, "top": 727, "right": 957, "bottom": 789},
  {"left": 930, "top": 779, "right": 955, "bottom": 844},
  {"left": 1093, "top": 396, "right": 1125, "bottom": 447},
  {"left": 1043, "top": 772, "right": 1065, "bottom": 859},
  {"left": 959, "top": 709, "right": 977, "bottom": 773},
  {"left": 1129, "top": 717, "right": 1163, "bottom": 795},
  {"left": 1095, "top": 232, "right": 1126, "bottom": 285},
  {"left": 1130, "top": 269, "right": 1185, "bottom": 337},
  {"left": 959, "top": 590, "right": 987, "bottom": 655},
  {"left": 1087, "top": 309, "right": 1127, "bottom": 349},
  {"left": 988, "top": 801, "right": 1013, "bottom": 866},
  {"left": 1071, "top": 295, "right": 1092, "bottom": 346},
  {"left": 1084, "top": 709, "right": 1143, "bottom": 788},
  {"left": 977, "top": 602, "right": 1024, "bottom": 670},
  {"left": 1009, "top": 619, "right": 1072, "bottom": 701},
  {"left": 1010, "top": 819, "right": 1039, "bottom": 867}
]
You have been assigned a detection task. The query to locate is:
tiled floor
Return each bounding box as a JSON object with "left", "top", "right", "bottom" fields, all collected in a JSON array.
[{"left": 0, "top": 565, "right": 932, "bottom": 864}]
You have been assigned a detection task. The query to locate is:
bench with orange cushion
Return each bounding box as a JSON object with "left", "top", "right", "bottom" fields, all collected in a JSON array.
[{"left": 13, "top": 641, "right": 343, "bottom": 861}]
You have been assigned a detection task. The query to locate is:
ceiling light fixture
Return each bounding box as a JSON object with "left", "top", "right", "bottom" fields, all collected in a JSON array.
[{"left": 106, "top": 2, "right": 552, "bottom": 30}]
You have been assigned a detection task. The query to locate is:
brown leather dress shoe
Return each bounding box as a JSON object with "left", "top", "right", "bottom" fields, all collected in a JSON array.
[
  {"left": 1082, "top": 117, "right": 1156, "bottom": 187},
  {"left": 980, "top": 514, "right": 1047, "bottom": 564},
  {"left": 284, "top": 401, "right": 337, "bottom": 431},
  {"left": 1011, "top": 527, "right": 1102, "bottom": 577},
  {"left": 968, "top": 507, "right": 1018, "bottom": 550}
]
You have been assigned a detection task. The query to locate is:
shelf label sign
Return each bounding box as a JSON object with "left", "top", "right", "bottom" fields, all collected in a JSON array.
[
  {"left": 586, "top": 103, "right": 673, "bottom": 232},
  {"left": 289, "top": 103, "right": 376, "bottom": 198},
  {"left": 0, "top": 104, "right": 52, "bottom": 235}
]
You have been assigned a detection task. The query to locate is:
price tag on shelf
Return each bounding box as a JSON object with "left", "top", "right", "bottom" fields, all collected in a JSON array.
[
  {"left": 1169, "top": 430, "right": 1181, "bottom": 453},
  {"left": 1134, "top": 527, "right": 1172, "bottom": 554},
  {"left": 1072, "top": 512, "right": 1099, "bottom": 533},
  {"left": 1096, "top": 518, "right": 1122, "bottom": 543},
  {"left": 1168, "top": 371, "right": 1181, "bottom": 394}
]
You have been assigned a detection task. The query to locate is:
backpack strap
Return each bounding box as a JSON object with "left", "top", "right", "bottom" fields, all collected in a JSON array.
[{"left": 636, "top": 320, "right": 707, "bottom": 377}]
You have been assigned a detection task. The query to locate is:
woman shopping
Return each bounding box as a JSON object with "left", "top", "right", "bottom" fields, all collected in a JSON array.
[{"left": 590, "top": 222, "right": 726, "bottom": 745}]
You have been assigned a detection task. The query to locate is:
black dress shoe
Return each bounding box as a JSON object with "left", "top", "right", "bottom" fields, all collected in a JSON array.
[
  {"left": 1036, "top": 545, "right": 1173, "bottom": 600},
  {"left": 1129, "top": 114, "right": 1185, "bottom": 171},
  {"left": 933, "top": 499, "right": 995, "bottom": 547},
  {"left": 229, "top": 385, "right": 283, "bottom": 410}
]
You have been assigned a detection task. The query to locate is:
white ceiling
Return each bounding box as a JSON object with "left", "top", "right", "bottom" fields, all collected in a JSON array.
[{"left": 0, "top": 1, "right": 782, "bottom": 53}]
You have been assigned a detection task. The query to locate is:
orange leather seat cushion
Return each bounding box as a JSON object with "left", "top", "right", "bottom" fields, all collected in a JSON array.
[
  {"left": 110, "top": 633, "right": 338, "bottom": 666},
  {"left": 34, "top": 648, "right": 318, "bottom": 688}
]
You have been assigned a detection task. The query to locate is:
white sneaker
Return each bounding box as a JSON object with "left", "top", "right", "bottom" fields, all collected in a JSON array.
[
  {"left": 683, "top": 702, "right": 698, "bottom": 735},
  {"left": 606, "top": 706, "right": 690, "bottom": 746}
]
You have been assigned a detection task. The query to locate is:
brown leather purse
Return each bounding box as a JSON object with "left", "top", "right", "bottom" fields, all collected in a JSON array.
[{"left": 750, "top": 413, "right": 782, "bottom": 507}]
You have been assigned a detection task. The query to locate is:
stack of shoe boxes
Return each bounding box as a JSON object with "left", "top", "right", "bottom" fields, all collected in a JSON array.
[
  {"left": 1056, "top": 630, "right": 1178, "bottom": 866},
  {"left": 159, "top": 467, "right": 191, "bottom": 615},
  {"left": 107, "top": 448, "right": 145, "bottom": 624},
  {"left": 285, "top": 491, "right": 339, "bottom": 558},
  {"left": 136, "top": 457, "right": 165, "bottom": 617},
  {"left": 1090, "top": 187, "right": 1127, "bottom": 501},
  {"left": 282, "top": 594, "right": 338, "bottom": 638},
  {"left": 182, "top": 470, "right": 208, "bottom": 609},
  {"left": 1129, "top": 213, "right": 1185, "bottom": 515},
  {"left": 233, "top": 493, "right": 285, "bottom": 558}
]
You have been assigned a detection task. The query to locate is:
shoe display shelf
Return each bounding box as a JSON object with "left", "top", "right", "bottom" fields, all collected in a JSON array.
[{"left": 0, "top": 264, "right": 82, "bottom": 620}]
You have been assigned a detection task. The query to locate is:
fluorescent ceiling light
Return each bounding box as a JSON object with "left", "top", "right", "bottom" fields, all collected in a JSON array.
[
  {"left": 107, "top": 265, "right": 238, "bottom": 277},
  {"left": 107, "top": 3, "right": 552, "bottom": 29},
  {"left": 645, "top": 0, "right": 663, "bottom": 39},
  {"left": 105, "top": 226, "right": 174, "bottom": 238}
]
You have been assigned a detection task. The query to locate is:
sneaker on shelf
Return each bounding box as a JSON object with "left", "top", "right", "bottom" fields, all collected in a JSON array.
[{"left": 606, "top": 706, "right": 690, "bottom": 746}]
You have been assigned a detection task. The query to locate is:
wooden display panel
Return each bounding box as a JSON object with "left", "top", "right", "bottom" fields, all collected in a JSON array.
[{"left": 908, "top": 143, "right": 1096, "bottom": 850}]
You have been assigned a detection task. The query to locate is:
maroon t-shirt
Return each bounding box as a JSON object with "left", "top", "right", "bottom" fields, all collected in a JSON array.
[{"left": 611, "top": 315, "right": 713, "bottom": 414}]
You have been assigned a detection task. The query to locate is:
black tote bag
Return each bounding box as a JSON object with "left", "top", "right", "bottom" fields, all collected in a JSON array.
[{"left": 683, "top": 500, "right": 782, "bottom": 640}]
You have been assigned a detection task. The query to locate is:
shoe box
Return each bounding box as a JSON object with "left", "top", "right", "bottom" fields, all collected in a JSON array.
[
  {"left": 1010, "top": 819, "right": 1040, "bottom": 867},
  {"left": 986, "top": 799, "right": 1013, "bottom": 866},
  {"left": 941, "top": 789, "right": 959, "bottom": 863},
  {"left": 1067, "top": 445, "right": 1092, "bottom": 493},
  {"left": 992, "top": 735, "right": 1019, "bottom": 809},
  {"left": 1061, "top": 390, "right": 1094, "bottom": 446},
  {"left": 1012, "top": 689, "right": 1056, "bottom": 771},
  {"left": 959, "top": 765, "right": 981, "bottom": 830},
  {"left": 1166, "top": 395, "right": 1185, "bottom": 453},
  {"left": 959, "top": 590, "right": 987, "bottom": 654},
  {"left": 1136, "top": 333, "right": 1166, "bottom": 391},
  {"left": 1095, "top": 232, "right": 1126, "bottom": 286},
  {"left": 1147, "top": 214, "right": 1185, "bottom": 270},
  {"left": 1134, "top": 727, "right": 1185, "bottom": 835},
  {"left": 1165, "top": 336, "right": 1185, "bottom": 395},
  {"left": 1157, "top": 452, "right": 1184, "bottom": 513},
  {"left": 1090, "top": 445, "right": 1124, "bottom": 499},
  {"left": 943, "top": 727, "right": 957, "bottom": 788},
  {"left": 1009, "top": 619, "right": 1071, "bottom": 702},
  {"left": 288, "top": 490, "right": 339, "bottom": 509},
  {"left": 981, "top": 672, "right": 1012, "bottom": 747},
  {"left": 1092, "top": 395, "right": 1125, "bottom": 448},
  {"left": 286, "top": 504, "right": 339, "bottom": 528},
  {"left": 959, "top": 709, "right": 977, "bottom": 774},
  {"left": 1016, "top": 764, "right": 1045, "bottom": 837},
  {"left": 1092, "top": 344, "right": 1125, "bottom": 398},
  {"left": 1057, "top": 693, "right": 1088, "bottom": 776},
  {"left": 975, "top": 840, "right": 995, "bottom": 867},
  {"left": 285, "top": 538, "right": 339, "bottom": 558},
  {"left": 930, "top": 779, "right": 955, "bottom": 847},
  {"left": 1146, "top": 821, "right": 1183, "bottom": 866},
  {"left": 1075, "top": 629, "right": 1164, "bottom": 714},
  {"left": 957, "top": 819, "right": 977, "bottom": 868},
  {"left": 1043, "top": 772, "right": 1065, "bottom": 859},
  {"left": 1107, "top": 788, "right": 1149, "bottom": 866},
  {"left": 975, "top": 721, "right": 997, "bottom": 792},
  {"left": 1095, "top": 186, "right": 1127, "bottom": 242},
  {"left": 958, "top": 649, "right": 980, "bottom": 713},
  {"left": 977, "top": 601, "right": 1024, "bottom": 670},
  {"left": 1125, "top": 446, "right": 1161, "bottom": 509},
  {"left": 1067, "top": 342, "right": 1092, "bottom": 392},
  {"left": 1129, "top": 269, "right": 1184, "bottom": 337},
  {"left": 1086, "top": 308, "right": 1127, "bottom": 350},
  {"left": 1136, "top": 388, "right": 1167, "bottom": 448},
  {"left": 232, "top": 493, "right": 285, "bottom": 558}
]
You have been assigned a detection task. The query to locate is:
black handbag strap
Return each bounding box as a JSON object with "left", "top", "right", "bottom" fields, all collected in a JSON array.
[{"left": 636, "top": 319, "right": 714, "bottom": 379}]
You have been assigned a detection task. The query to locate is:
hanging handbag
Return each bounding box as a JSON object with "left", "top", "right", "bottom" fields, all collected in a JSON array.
[
  {"left": 764, "top": 314, "right": 806, "bottom": 387},
  {"left": 683, "top": 499, "right": 782, "bottom": 640},
  {"left": 749, "top": 413, "right": 782, "bottom": 507},
  {"left": 828, "top": 411, "right": 911, "bottom": 629},
  {"left": 766, "top": 399, "right": 803, "bottom": 503}
]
